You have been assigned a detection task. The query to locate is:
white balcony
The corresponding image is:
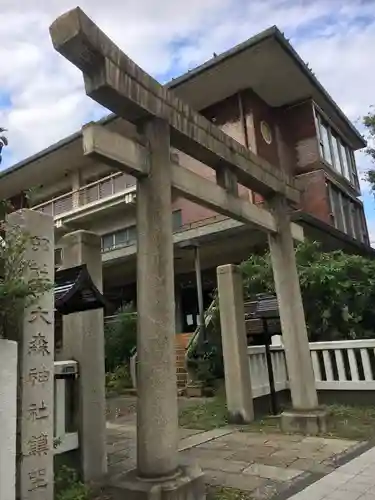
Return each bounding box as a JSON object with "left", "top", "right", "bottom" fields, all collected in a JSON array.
[{"left": 32, "top": 172, "right": 136, "bottom": 229}]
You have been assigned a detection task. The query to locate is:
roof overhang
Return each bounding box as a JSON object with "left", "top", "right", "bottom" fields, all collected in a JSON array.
[
  {"left": 168, "top": 26, "right": 365, "bottom": 151},
  {"left": 0, "top": 26, "right": 365, "bottom": 200}
]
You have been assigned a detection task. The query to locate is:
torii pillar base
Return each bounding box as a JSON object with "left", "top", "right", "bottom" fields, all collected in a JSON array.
[
  {"left": 107, "top": 465, "right": 205, "bottom": 500},
  {"left": 280, "top": 408, "right": 327, "bottom": 436}
]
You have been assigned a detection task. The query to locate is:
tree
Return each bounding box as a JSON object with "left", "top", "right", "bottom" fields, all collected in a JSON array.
[
  {"left": 0, "top": 127, "right": 8, "bottom": 164},
  {"left": 363, "top": 109, "right": 375, "bottom": 193},
  {"left": 240, "top": 240, "right": 375, "bottom": 341}
]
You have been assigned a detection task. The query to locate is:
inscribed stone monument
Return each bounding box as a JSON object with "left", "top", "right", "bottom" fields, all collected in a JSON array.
[{"left": 7, "top": 210, "right": 54, "bottom": 500}]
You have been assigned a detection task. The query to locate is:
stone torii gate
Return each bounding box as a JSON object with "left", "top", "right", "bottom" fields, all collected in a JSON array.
[{"left": 50, "top": 8, "right": 324, "bottom": 499}]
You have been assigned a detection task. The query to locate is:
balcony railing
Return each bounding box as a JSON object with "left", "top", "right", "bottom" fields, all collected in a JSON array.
[{"left": 32, "top": 172, "right": 136, "bottom": 218}]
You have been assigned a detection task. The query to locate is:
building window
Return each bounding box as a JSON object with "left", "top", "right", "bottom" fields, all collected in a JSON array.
[
  {"left": 320, "top": 122, "right": 333, "bottom": 166},
  {"left": 54, "top": 248, "right": 63, "bottom": 268},
  {"left": 101, "top": 233, "right": 115, "bottom": 251},
  {"left": 331, "top": 134, "right": 342, "bottom": 174},
  {"left": 327, "top": 182, "right": 368, "bottom": 243},
  {"left": 316, "top": 112, "right": 359, "bottom": 189},
  {"left": 172, "top": 210, "right": 183, "bottom": 231},
  {"left": 101, "top": 225, "right": 137, "bottom": 251},
  {"left": 101, "top": 213, "right": 182, "bottom": 252}
]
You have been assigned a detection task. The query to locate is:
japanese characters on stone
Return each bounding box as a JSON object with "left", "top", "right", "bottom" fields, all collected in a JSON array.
[{"left": 14, "top": 212, "right": 55, "bottom": 500}]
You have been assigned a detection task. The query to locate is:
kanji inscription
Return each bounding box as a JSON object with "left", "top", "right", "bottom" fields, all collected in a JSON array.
[
  {"left": 28, "top": 306, "right": 52, "bottom": 325},
  {"left": 27, "top": 401, "right": 49, "bottom": 422},
  {"left": 7, "top": 210, "right": 55, "bottom": 500},
  {"left": 30, "top": 236, "right": 50, "bottom": 252},
  {"left": 28, "top": 366, "right": 51, "bottom": 386},
  {"left": 27, "top": 433, "right": 50, "bottom": 456},
  {"left": 28, "top": 333, "right": 50, "bottom": 356},
  {"left": 28, "top": 468, "right": 48, "bottom": 492}
]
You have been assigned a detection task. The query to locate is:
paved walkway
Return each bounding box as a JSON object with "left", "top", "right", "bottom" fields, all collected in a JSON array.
[
  {"left": 107, "top": 398, "right": 375, "bottom": 500},
  {"left": 105, "top": 397, "right": 371, "bottom": 499},
  {"left": 289, "top": 446, "right": 375, "bottom": 500}
]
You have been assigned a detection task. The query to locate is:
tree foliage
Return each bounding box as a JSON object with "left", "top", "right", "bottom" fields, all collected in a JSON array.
[
  {"left": 187, "top": 241, "right": 375, "bottom": 384},
  {"left": 240, "top": 240, "right": 375, "bottom": 341},
  {"left": 0, "top": 205, "right": 51, "bottom": 339},
  {"left": 363, "top": 108, "right": 375, "bottom": 193},
  {"left": 0, "top": 127, "right": 8, "bottom": 164},
  {"left": 104, "top": 303, "right": 137, "bottom": 372}
]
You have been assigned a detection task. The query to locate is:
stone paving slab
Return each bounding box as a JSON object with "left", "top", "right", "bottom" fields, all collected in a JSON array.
[
  {"left": 106, "top": 419, "right": 366, "bottom": 498},
  {"left": 287, "top": 445, "right": 375, "bottom": 500}
]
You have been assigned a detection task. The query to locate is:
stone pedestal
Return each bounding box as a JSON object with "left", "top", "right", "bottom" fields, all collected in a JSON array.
[
  {"left": 7, "top": 209, "right": 55, "bottom": 500},
  {"left": 267, "top": 197, "right": 326, "bottom": 432},
  {"left": 217, "top": 264, "right": 254, "bottom": 424},
  {"left": 61, "top": 230, "right": 107, "bottom": 482},
  {"left": 108, "top": 465, "right": 205, "bottom": 500},
  {"left": 280, "top": 409, "right": 327, "bottom": 435},
  {"left": 0, "top": 339, "right": 18, "bottom": 500}
]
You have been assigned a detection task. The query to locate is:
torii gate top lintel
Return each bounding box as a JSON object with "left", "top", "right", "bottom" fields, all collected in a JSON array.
[{"left": 50, "top": 7, "right": 300, "bottom": 206}]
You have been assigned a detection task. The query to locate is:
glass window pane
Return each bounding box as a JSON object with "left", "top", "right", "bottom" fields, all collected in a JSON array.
[
  {"left": 359, "top": 211, "right": 369, "bottom": 244},
  {"left": 339, "top": 141, "right": 350, "bottom": 180},
  {"left": 101, "top": 234, "right": 113, "bottom": 251},
  {"left": 320, "top": 123, "right": 332, "bottom": 165},
  {"left": 127, "top": 226, "right": 137, "bottom": 244},
  {"left": 114, "top": 229, "right": 128, "bottom": 247},
  {"left": 354, "top": 207, "right": 362, "bottom": 240},
  {"left": 331, "top": 187, "right": 344, "bottom": 231},
  {"left": 349, "top": 151, "right": 360, "bottom": 189},
  {"left": 331, "top": 135, "right": 342, "bottom": 174},
  {"left": 172, "top": 210, "right": 182, "bottom": 231},
  {"left": 342, "top": 198, "right": 353, "bottom": 236}
]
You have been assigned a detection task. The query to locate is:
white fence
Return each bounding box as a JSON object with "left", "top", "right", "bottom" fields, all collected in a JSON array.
[
  {"left": 248, "top": 346, "right": 288, "bottom": 398},
  {"left": 52, "top": 339, "right": 375, "bottom": 459},
  {"left": 248, "top": 339, "right": 375, "bottom": 397}
]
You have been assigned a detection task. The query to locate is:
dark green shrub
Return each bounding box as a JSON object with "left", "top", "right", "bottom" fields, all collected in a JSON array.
[{"left": 104, "top": 303, "right": 137, "bottom": 372}]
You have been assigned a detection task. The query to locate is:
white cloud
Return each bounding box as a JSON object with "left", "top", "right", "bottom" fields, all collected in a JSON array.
[{"left": 0, "top": 0, "right": 374, "bottom": 187}]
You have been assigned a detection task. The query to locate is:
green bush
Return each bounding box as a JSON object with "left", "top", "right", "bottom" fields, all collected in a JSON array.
[
  {"left": 187, "top": 241, "right": 375, "bottom": 383},
  {"left": 187, "top": 295, "right": 224, "bottom": 385},
  {"left": 55, "top": 465, "right": 89, "bottom": 500},
  {"left": 104, "top": 303, "right": 137, "bottom": 372},
  {"left": 105, "top": 364, "right": 133, "bottom": 395},
  {"left": 240, "top": 240, "right": 375, "bottom": 341}
]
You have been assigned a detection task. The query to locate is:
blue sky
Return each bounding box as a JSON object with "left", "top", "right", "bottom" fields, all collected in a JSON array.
[{"left": 1, "top": 0, "right": 375, "bottom": 241}]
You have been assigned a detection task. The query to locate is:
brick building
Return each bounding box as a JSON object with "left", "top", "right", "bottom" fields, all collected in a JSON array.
[{"left": 0, "top": 26, "right": 371, "bottom": 333}]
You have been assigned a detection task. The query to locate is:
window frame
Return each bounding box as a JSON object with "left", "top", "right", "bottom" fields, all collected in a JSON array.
[
  {"left": 315, "top": 109, "right": 359, "bottom": 188},
  {"left": 101, "top": 211, "right": 183, "bottom": 252},
  {"left": 327, "top": 182, "right": 368, "bottom": 243}
]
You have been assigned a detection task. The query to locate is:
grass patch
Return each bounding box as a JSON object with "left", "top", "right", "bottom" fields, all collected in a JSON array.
[
  {"left": 245, "top": 404, "right": 375, "bottom": 441},
  {"left": 207, "top": 486, "right": 253, "bottom": 500},
  {"left": 179, "top": 394, "right": 375, "bottom": 442},
  {"left": 179, "top": 393, "right": 228, "bottom": 430},
  {"left": 325, "top": 404, "right": 375, "bottom": 441}
]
